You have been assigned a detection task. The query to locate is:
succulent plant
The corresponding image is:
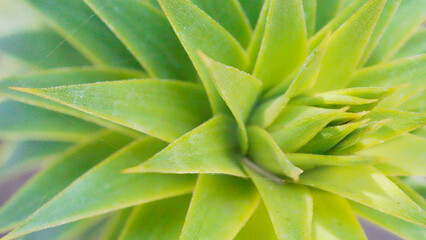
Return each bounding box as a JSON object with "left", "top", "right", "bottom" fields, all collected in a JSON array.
[{"left": 0, "top": 0, "right": 425, "bottom": 239}]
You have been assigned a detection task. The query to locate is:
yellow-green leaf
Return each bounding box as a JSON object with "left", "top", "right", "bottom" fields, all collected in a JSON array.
[
  {"left": 15, "top": 80, "right": 211, "bottom": 142},
  {"left": 84, "top": 0, "right": 197, "bottom": 81},
  {"left": 234, "top": 202, "right": 278, "bottom": 240},
  {"left": 303, "top": 0, "right": 316, "bottom": 37},
  {"left": 244, "top": 164, "right": 313, "bottom": 240},
  {"left": 125, "top": 115, "right": 245, "bottom": 177},
  {"left": 393, "top": 27, "right": 426, "bottom": 60},
  {"left": 180, "top": 175, "right": 259, "bottom": 240}
]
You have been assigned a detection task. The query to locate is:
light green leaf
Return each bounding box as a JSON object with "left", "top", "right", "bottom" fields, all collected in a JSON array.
[
  {"left": 252, "top": 36, "right": 329, "bottom": 127},
  {"left": 119, "top": 195, "right": 191, "bottom": 240},
  {"left": 299, "top": 119, "right": 369, "bottom": 154},
  {"left": 0, "top": 141, "right": 72, "bottom": 182},
  {"left": 0, "top": 100, "right": 100, "bottom": 141},
  {"left": 84, "top": 0, "right": 197, "bottom": 82},
  {"left": 253, "top": 0, "right": 307, "bottom": 89},
  {"left": 358, "top": 0, "right": 401, "bottom": 66},
  {"left": 98, "top": 209, "right": 132, "bottom": 240},
  {"left": 0, "top": 28, "right": 89, "bottom": 69},
  {"left": 0, "top": 131, "right": 132, "bottom": 232},
  {"left": 200, "top": 53, "right": 262, "bottom": 152},
  {"left": 234, "top": 202, "right": 278, "bottom": 240},
  {"left": 125, "top": 115, "right": 245, "bottom": 177},
  {"left": 389, "top": 177, "right": 426, "bottom": 210},
  {"left": 180, "top": 175, "right": 259, "bottom": 240},
  {"left": 0, "top": 67, "right": 146, "bottom": 137},
  {"left": 290, "top": 94, "right": 377, "bottom": 107},
  {"left": 303, "top": 0, "right": 316, "bottom": 37},
  {"left": 244, "top": 164, "right": 312, "bottom": 240},
  {"left": 267, "top": 106, "right": 345, "bottom": 152},
  {"left": 398, "top": 89, "right": 425, "bottom": 113},
  {"left": 351, "top": 201, "right": 426, "bottom": 240},
  {"left": 311, "top": 189, "right": 367, "bottom": 240},
  {"left": 349, "top": 54, "right": 426, "bottom": 108},
  {"left": 329, "top": 110, "right": 369, "bottom": 125},
  {"left": 247, "top": 0, "right": 270, "bottom": 70},
  {"left": 158, "top": 0, "right": 249, "bottom": 114},
  {"left": 247, "top": 126, "right": 303, "bottom": 181},
  {"left": 299, "top": 165, "right": 426, "bottom": 226},
  {"left": 358, "top": 134, "right": 426, "bottom": 176},
  {"left": 15, "top": 79, "right": 211, "bottom": 142},
  {"left": 286, "top": 153, "right": 384, "bottom": 171},
  {"left": 4, "top": 137, "right": 196, "bottom": 239},
  {"left": 311, "top": 0, "right": 386, "bottom": 92},
  {"left": 403, "top": 177, "right": 426, "bottom": 200},
  {"left": 238, "top": 0, "right": 265, "bottom": 28},
  {"left": 190, "top": 0, "right": 252, "bottom": 48},
  {"left": 393, "top": 27, "right": 426, "bottom": 59},
  {"left": 23, "top": 0, "right": 140, "bottom": 69},
  {"left": 366, "top": 0, "right": 426, "bottom": 65},
  {"left": 315, "top": 0, "right": 341, "bottom": 32}
]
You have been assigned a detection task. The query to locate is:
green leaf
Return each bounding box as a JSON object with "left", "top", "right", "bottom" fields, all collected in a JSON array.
[
  {"left": 119, "top": 195, "right": 191, "bottom": 240},
  {"left": 0, "top": 100, "right": 100, "bottom": 141},
  {"left": 15, "top": 79, "right": 211, "bottom": 142},
  {"left": 0, "top": 131, "right": 132, "bottom": 232},
  {"left": 200, "top": 53, "right": 262, "bottom": 152},
  {"left": 4, "top": 137, "right": 196, "bottom": 239},
  {"left": 366, "top": 0, "right": 426, "bottom": 65},
  {"left": 267, "top": 106, "right": 345, "bottom": 152},
  {"left": 299, "top": 119, "right": 369, "bottom": 154},
  {"left": 234, "top": 202, "right": 278, "bottom": 240},
  {"left": 84, "top": 0, "right": 197, "bottom": 82},
  {"left": 311, "top": 0, "right": 386, "bottom": 92},
  {"left": 351, "top": 201, "right": 426, "bottom": 240},
  {"left": 23, "top": 0, "right": 140, "bottom": 69},
  {"left": 311, "top": 190, "right": 367, "bottom": 240},
  {"left": 389, "top": 177, "right": 426, "bottom": 210},
  {"left": 180, "top": 175, "right": 259, "bottom": 240},
  {"left": 125, "top": 115, "right": 245, "bottom": 177},
  {"left": 403, "top": 177, "right": 426, "bottom": 200},
  {"left": 253, "top": 0, "right": 307, "bottom": 89},
  {"left": 286, "top": 153, "right": 384, "bottom": 171},
  {"left": 315, "top": 0, "right": 341, "bottom": 32},
  {"left": 299, "top": 165, "right": 426, "bottom": 226},
  {"left": 190, "top": 0, "right": 252, "bottom": 48},
  {"left": 358, "top": 0, "right": 402, "bottom": 66},
  {"left": 98, "top": 209, "right": 132, "bottom": 240},
  {"left": 244, "top": 164, "right": 313, "bottom": 240},
  {"left": 158, "top": 0, "right": 249, "bottom": 114},
  {"left": 302, "top": 0, "right": 316, "bottom": 37},
  {"left": 252, "top": 37, "right": 329, "bottom": 127},
  {"left": 0, "top": 141, "right": 72, "bottom": 182},
  {"left": 238, "top": 0, "right": 265, "bottom": 28},
  {"left": 393, "top": 27, "right": 426, "bottom": 59},
  {"left": 398, "top": 89, "right": 425, "bottom": 113},
  {"left": 247, "top": 0, "right": 270, "bottom": 70},
  {"left": 0, "top": 28, "right": 89, "bottom": 69},
  {"left": 247, "top": 126, "right": 303, "bottom": 181},
  {"left": 358, "top": 134, "right": 426, "bottom": 176},
  {"left": 0, "top": 67, "right": 146, "bottom": 137},
  {"left": 349, "top": 54, "right": 426, "bottom": 108}
]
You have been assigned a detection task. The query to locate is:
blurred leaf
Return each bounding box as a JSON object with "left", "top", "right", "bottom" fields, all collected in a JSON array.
[
  {"left": 98, "top": 209, "right": 132, "bottom": 240},
  {"left": 244, "top": 164, "right": 312, "bottom": 240},
  {"left": 253, "top": 0, "right": 307, "bottom": 89},
  {"left": 23, "top": 0, "right": 140, "bottom": 69},
  {"left": 119, "top": 195, "right": 191, "bottom": 240},
  {"left": 302, "top": 0, "right": 316, "bottom": 37},
  {"left": 247, "top": 126, "right": 303, "bottom": 181},
  {"left": 238, "top": 0, "right": 265, "bottom": 28},
  {"left": 15, "top": 79, "right": 211, "bottom": 142},
  {"left": 0, "top": 100, "right": 100, "bottom": 141},
  {"left": 190, "top": 0, "right": 252, "bottom": 48},
  {"left": 0, "top": 29, "right": 89, "bottom": 69},
  {"left": 0, "top": 67, "right": 146, "bottom": 137},
  {"left": 126, "top": 115, "right": 245, "bottom": 177},
  {"left": 158, "top": 0, "right": 249, "bottom": 114},
  {"left": 200, "top": 53, "right": 262, "bottom": 152},
  {"left": 84, "top": 0, "right": 197, "bottom": 81},
  {"left": 315, "top": 0, "right": 340, "bottom": 32},
  {"left": 311, "top": 0, "right": 386, "bottom": 92},
  {"left": 366, "top": 0, "right": 426, "bottom": 65},
  {"left": 234, "top": 202, "right": 278, "bottom": 240},
  {"left": 392, "top": 27, "right": 426, "bottom": 59},
  {"left": 180, "top": 175, "right": 259, "bottom": 240},
  {"left": 311, "top": 190, "right": 367, "bottom": 240},
  {"left": 0, "top": 131, "right": 132, "bottom": 232},
  {"left": 247, "top": 0, "right": 270, "bottom": 70},
  {"left": 4, "top": 137, "right": 196, "bottom": 239},
  {"left": 351, "top": 201, "right": 426, "bottom": 240},
  {"left": 299, "top": 165, "right": 426, "bottom": 226}
]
